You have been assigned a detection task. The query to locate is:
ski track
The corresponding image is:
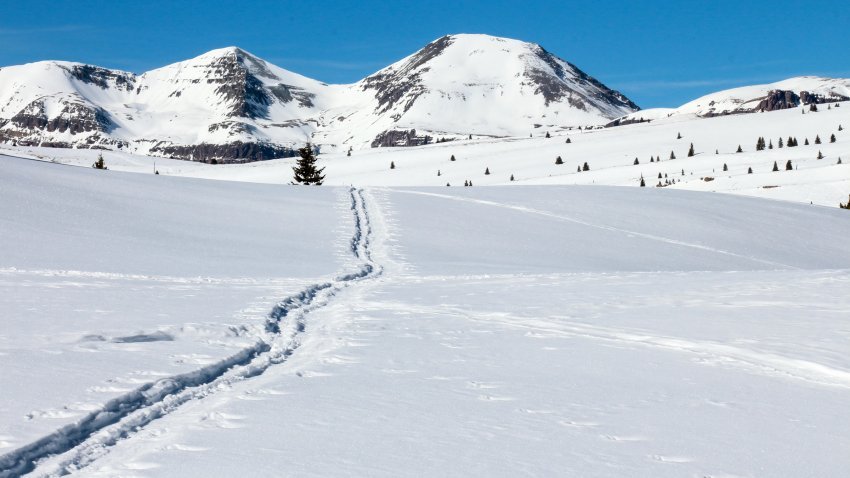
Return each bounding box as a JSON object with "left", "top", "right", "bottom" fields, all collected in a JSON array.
[
  {"left": 390, "top": 189, "right": 797, "bottom": 270},
  {"left": 0, "top": 188, "right": 381, "bottom": 478}
]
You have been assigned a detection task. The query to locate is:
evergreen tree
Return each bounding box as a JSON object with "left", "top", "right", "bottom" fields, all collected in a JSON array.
[
  {"left": 677, "top": 132, "right": 682, "bottom": 139},
  {"left": 778, "top": 137, "right": 784, "bottom": 148},
  {"left": 469, "top": 134, "right": 473, "bottom": 140},
  {"left": 773, "top": 161, "right": 779, "bottom": 171},
  {"left": 756, "top": 137, "right": 765, "bottom": 151},
  {"left": 839, "top": 124, "right": 844, "bottom": 131},
  {"left": 830, "top": 134, "right": 836, "bottom": 143},
  {"left": 723, "top": 163, "right": 728, "bottom": 171},
  {"left": 446, "top": 182, "right": 451, "bottom": 187},
  {"left": 469, "top": 181, "right": 473, "bottom": 186},
  {"left": 437, "top": 169, "right": 441, "bottom": 176},
  {"left": 577, "top": 165, "right": 581, "bottom": 173},
  {"left": 736, "top": 145, "right": 743, "bottom": 153},
  {"left": 748, "top": 166, "right": 753, "bottom": 174},
  {"left": 510, "top": 174, "right": 515, "bottom": 181},
  {"left": 786, "top": 159, "right": 793, "bottom": 170},
  {"left": 450, "top": 154, "right": 456, "bottom": 161},
  {"left": 566, "top": 137, "right": 572, "bottom": 144},
  {"left": 788, "top": 136, "right": 794, "bottom": 147},
  {"left": 838, "top": 158, "right": 843, "bottom": 165},
  {"left": 768, "top": 139, "right": 773, "bottom": 149},
  {"left": 634, "top": 157, "right": 639, "bottom": 165},
  {"left": 390, "top": 161, "right": 396, "bottom": 169},
  {"left": 545, "top": 132, "right": 551, "bottom": 138},
  {"left": 485, "top": 167, "right": 490, "bottom": 175},
  {"left": 464, "top": 180, "right": 469, "bottom": 187},
  {"left": 555, "top": 156, "right": 564, "bottom": 165},
  {"left": 804, "top": 138, "right": 810, "bottom": 145},
  {"left": 658, "top": 172, "right": 662, "bottom": 179},
  {"left": 92, "top": 153, "right": 107, "bottom": 170},
  {"left": 809, "top": 103, "right": 818, "bottom": 112},
  {"left": 582, "top": 162, "right": 589, "bottom": 171},
  {"left": 291, "top": 144, "right": 325, "bottom": 185},
  {"left": 670, "top": 151, "right": 676, "bottom": 160},
  {"left": 681, "top": 169, "right": 685, "bottom": 176},
  {"left": 688, "top": 143, "right": 695, "bottom": 157},
  {"left": 815, "top": 135, "right": 821, "bottom": 144},
  {"left": 640, "top": 176, "right": 646, "bottom": 187},
  {"left": 650, "top": 157, "right": 655, "bottom": 163},
  {"left": 817, "top": 150, "right": 824, "bottom": 159}
]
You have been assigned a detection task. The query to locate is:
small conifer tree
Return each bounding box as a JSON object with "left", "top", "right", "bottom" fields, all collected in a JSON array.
[
  {"left": 484, "top": 167, "right": 490, "bottom": 175},
  {"left": 815, "top": 135, "right": 821, "bottom": 144},
  {"left": 92, "top": 154, "right": 107, "bottom": 170},
  {"left": 839, "top": 125, "right": 844, "bottom": 131},
  {"left": 778, "top": 137, "right": 783, "bottom": 148},
  {"left": 577, "top": 165, "right": 581, "bottom": 173},
  {"left": 736, "top": 145, "right": 743, "bottom": 153},
  {"left": 804, "top": 138, "right": 810, "bottom": 146},
  {"left": 437, "top": 169, "right": 441, "bottom": 176},
  {"left": 650, "top": 157, "right": 655, "bottom": 163},
  {"left": 748, "top": 166, "right": 753, "bottom": 174},
  {"left": 768, "top": 139, "right": 773, "bottom": 149},
  {"left": 390, "top": 161, "right": 395, "bottom": 169},
  {"left": 545, "top": 132, "right": 551, "bottom": 138},
  {"left": 688, "top": 143, "right": 695, "bottom": 157},
  {"left": 809, "top": 103, "right": 818, "bottom": 112},
  {"left": 640, "top": 176, "right": 645, "bottom": 187},
  {"left": 291, "top": 143, "right": 325, "bottom": 185},
  {"left": 450, "top": 154, "right": 456, "bottom": 161},
  {"left": 786, "top": 159, "right": 793, "bottom": 170},
  {"left": 582, "top": 162, "right": 589, "bottom": 171},
  {"left": 634, "top": 158, "right": 639, "bottom": 165},
  {"left": 658, "top": 172, "right": 662, "bottom": 179},
  {"left": 670, "top": 151, "right": 676, "bottom": 160},
  {"left": 510, "top": 174, "right": 515, "bottom": 181},
  {"left": 677, "top": 132, "right": 682, "bottom": 139},
  {"left": 830, "top": 134, "right": 836, "bottom": 143},
  {"left": 773, "top": 161, "right": 779, "bottom": 172},
  {"left": 723, "top": 163, "right": 728, "bottom": 171},
  {"left": 555, "top": 156, "right": 564, "bottom": 165},
  {"left": 566, "top": 137, "right": 572, "bottom": 144},
  {"left": 817, "top": 150, "right": 824, "bottom": 159}
]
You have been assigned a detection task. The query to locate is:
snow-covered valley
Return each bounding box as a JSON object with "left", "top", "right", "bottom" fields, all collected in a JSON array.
[{"left": 1, "top": 153, "right": 849, "bottom": 476}]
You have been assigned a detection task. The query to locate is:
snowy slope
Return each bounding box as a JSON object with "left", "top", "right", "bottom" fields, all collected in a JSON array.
[
  {"left": 7, "top": 97, "right": 846, "bottom": 207},
  {"left": 0, "top": 35, "right": 636, "bottom": 161},
  {"left": 613, "top": 76, "right": 850, "bottom": 123},
  {"left": 316, "top": 34, "right": 638, "bottom": 149},
  {"left": 2, "top": 159, "right": 849, "bottom": 476}
]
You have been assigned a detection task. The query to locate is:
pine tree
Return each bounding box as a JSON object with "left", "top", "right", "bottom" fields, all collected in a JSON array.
[
  {"left": 555, "top": 156, "right": 564, "bottom": 165},
  {"left": 778, "top": 137, "right": 784, "bottom": 148},
  {"left": 677, "top": 132, "right": 682, "bottom": 139},
  {"left": 817, "top": 150, "right": 824, "bottom": 159},
  {"left": 545, "top": 132, "right": 551, "bottom": 138},
  {"left": 786, "top": 159, "right": 793, "bottom": 170},
  {"left": 748, "top": 167, "right": 753, "bottom": 174},
  {"left": 92, "top": 153, "right": 107, "bottom": 170},
  {"left": 464, "top": 180, "right": 469, "bottom": 187},
  {"left": 469, "top": 181, "right": 473, "bottom": 186},
  {"left": 485, "top": 167, "right": 490, "bottom": 175},
  {"left": 291, "top": 144, "right": 325, "bottom": 185},
  {"left": 566, "top": 137, "right": 572, "bottom": 144},
  {"left": 804, "top": 138, "right": 810, "bottom": 146},
  {"left": 768, "top": 139, "right": 773, "bottom": 149},
  {"left": 446, "top": 182, "right": 451, "bottom": 187},
  {"left": 658, "top": 172, "right": 662, "bottom": 179},
  {"left": 577, "top": 165, "right": 581, "bottom": 173},
  {"left": 510, "top": 174, "right": 515, "bottom": 181},
  {"left": 670, "top": 151, "right": 676, "bottom": 160},
  {"left": 681, "top": 169, "right": 685, "bottom": 176},
  {"left": 650, "top": 157, "right": 654, "bottom": 163},
  {"left": 640, "top": 176, "right": 646, "bottom": 187},
  {"left": 773, "top": 161, "right": 779, "bottom": 172},
  {"left": 838, "top": 158, "right": 842, "bottom": 165},
  {"left": 830, "top": 134, "right": 836, "bottom": 143},
  {"left": 815, "top": 135, "right": 821, "bottom": 144},
  {"left": 450, "top": 154, "right": 456, "bottom": 161},
  {"left": 839, "top": 125, "right": 844, "bottom": 131},
  {"left": 469, "top": 134, "right": 472, "bottom": 140},
  {"left": 723, "top": 163, "right": 728, "bottom": 171},
  {"left": 809, "top": 103, "right": 818, "bottom": 112},
  {"left": 756, "top": 137, "right": 765, "bottom": 151},
  {"left": 634, "top": 157, "right": 639, "bottom": 165},
  {"left": 582, "top": 162, "right": 590, "bottom": 171},
  {"left": 437, "top": 169, "right": 441, "bottom": 176},
  {"left": 736, "top": 145, "right": 743, "bottom": 153},
  {"left": 688, "top": 143, "right": 695, "bottom": 157},
  {"left": 390, "top": 161, "right": 396, "bottom": 169}
]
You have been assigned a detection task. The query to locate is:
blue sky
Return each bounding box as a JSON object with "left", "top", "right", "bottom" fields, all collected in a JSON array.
[{"left": 2, "top": 0, "right": 848, "bottom": 108}]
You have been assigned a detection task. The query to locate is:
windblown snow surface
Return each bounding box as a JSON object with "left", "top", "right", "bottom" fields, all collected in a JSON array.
[{"left": 1, "top": 153, "right": 850, "bottom": 477}]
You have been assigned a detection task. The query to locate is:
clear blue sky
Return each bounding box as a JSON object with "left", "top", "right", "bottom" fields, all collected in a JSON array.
[{"left": 2, "top": 0, "right": 848, "bottom": 108}]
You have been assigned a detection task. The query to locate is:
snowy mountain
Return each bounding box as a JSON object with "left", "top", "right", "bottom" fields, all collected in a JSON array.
[
  {"left": 609, "top": 76, "right": 850, "bottom": 125},
  {"left": 0, "top": 35, "right": 637, "bottom": 162}
]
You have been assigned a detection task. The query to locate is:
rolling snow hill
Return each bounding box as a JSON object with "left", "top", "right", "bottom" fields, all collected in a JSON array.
[
  {"left": 1, "top": 156, "right": 849, "bottom": 476},
  {"left": 0, "top": 34, "right": 637, "bottom": 161}
]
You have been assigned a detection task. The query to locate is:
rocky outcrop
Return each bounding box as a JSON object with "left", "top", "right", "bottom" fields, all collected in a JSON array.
[
  {"left": 371, "top": 129, "right": 432, "bottom": 148},
  {"left": 148, "top": 141, "right": 297, "bottom": 163}
]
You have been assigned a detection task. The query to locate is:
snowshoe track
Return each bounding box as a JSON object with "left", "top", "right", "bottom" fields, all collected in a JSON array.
[{"left": 0, "top": 188, "right": 380, "bottom": 478}]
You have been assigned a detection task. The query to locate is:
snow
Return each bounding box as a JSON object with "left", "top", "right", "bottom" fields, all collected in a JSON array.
[
  {"left": 5, "top": 98, "right": 848, "bottom": 207},
  {"left": 2, "top": 153, "right": 850, "bottom": 476}
]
